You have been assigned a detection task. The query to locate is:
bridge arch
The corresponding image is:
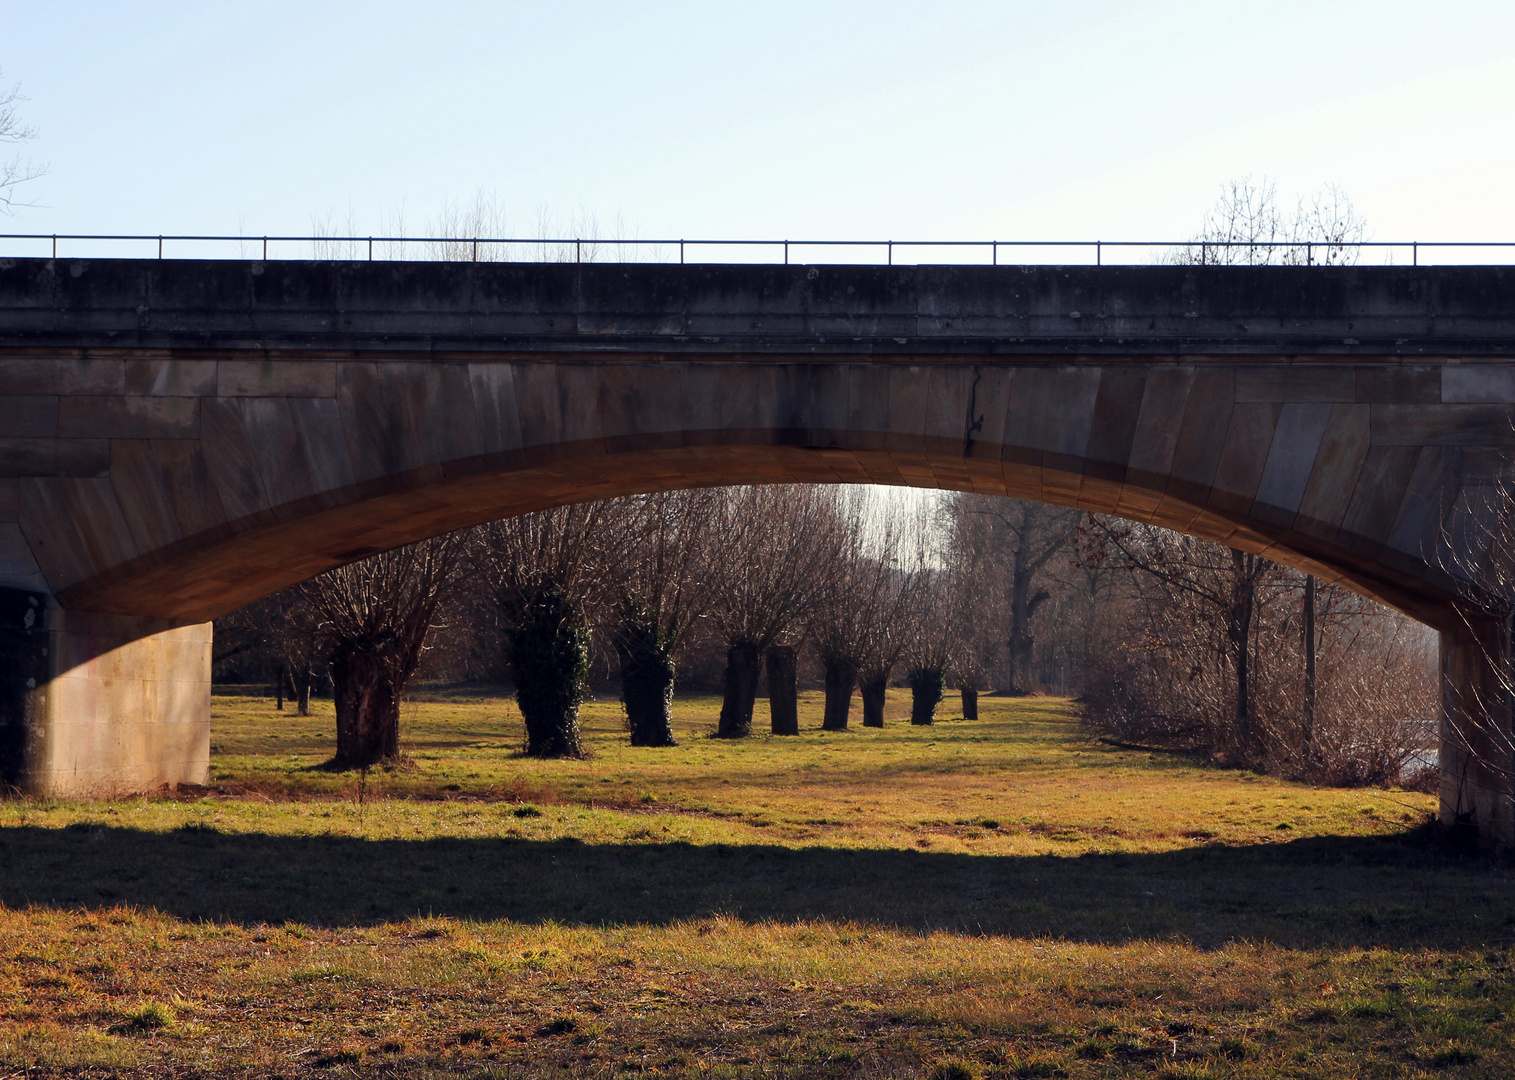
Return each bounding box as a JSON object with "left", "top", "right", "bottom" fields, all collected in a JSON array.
[{"left": 0, "top": 259, "right": 1510, "bottom": 840}]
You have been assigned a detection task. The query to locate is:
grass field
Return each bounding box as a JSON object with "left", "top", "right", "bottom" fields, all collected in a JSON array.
[{"left": 1, "top": 689, "right": 1512, "bottom": 1078}]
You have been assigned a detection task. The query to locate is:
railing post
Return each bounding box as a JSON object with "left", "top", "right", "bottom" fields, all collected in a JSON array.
[
  {"left": 1096, "top": 241, "right": 1102, "bottom": 267},
  {"left": 576, "top": 240, "right": 581, "bottom": 264},
  {"left": 679, "top": 240, "right": 684, "bottom": 265},
  {"left": 992, "top": 241, "right": 997, "bottom": 266},
  {"left": 369, "top": 237, "right": 374, "bottom": 262},
  {"left": 887, "top": 241, "right": 893, "bottom": 266},
  {"left": 784, "top": 240, "right": 789, "bottom": 265},
  {"left": 1200, "top": 243, "right": 1206, "bottom": 267},
  {"left": 51, "top": 234, "right": 56, "bottom": 259},
  {"left": 1413, "top": 241, "right": 1418, "bottom": 267},
  {"left": 157, "top": 235, "right": 163, "bottom": 260},
  {"left": 472, "top": 238, "right": 478, "bottom": 263},
  {"left": 262, "top": 237, "right": 268, "bottom": 261}
]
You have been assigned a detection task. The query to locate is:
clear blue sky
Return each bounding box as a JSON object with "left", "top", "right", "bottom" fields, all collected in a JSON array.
[{"left": 3, "top": 1, "right": 1513, "bottom": 243}]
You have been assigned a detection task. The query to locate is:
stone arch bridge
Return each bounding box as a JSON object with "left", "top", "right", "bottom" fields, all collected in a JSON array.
[{"left": 2, "top": 258, "right": 1513, "bottom": 840}]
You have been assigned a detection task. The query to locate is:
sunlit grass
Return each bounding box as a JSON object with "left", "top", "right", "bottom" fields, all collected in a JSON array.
[{"left": 0, "top": 690, "right": 1508, "bottom": 1078}]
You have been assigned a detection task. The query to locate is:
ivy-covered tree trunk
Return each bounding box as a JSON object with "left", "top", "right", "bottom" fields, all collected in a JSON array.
[
  {"left": 717, "top": 641, "right": 761, "bottom": 738},
  {"left": 822, "top": 657, "right": 856, "bottom": 731},
  {"left": 860, "top": 673, "right": 889, "bottom": 728},
  {"left": 511, "top": 587, "right": 589, "bottom": 758},
  {"left": 766, "top": 645, "right": 799, "bottom": 735},
  {"left": 331, "top": 648, "right": 401, "bottom": 766},
  {"left": 617, "top": 621, "right": 677, "bottom": 747},
  {"left": 960, "top": 686, "right": 979, "bottom": 721},
  {"left": 908, "top": 667, "right": 944, "bottom": 726}
]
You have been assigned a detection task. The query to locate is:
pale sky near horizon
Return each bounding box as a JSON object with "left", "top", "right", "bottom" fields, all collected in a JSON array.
[{"left": 2, "top": 2, "right": 1514, "bottom": 249}]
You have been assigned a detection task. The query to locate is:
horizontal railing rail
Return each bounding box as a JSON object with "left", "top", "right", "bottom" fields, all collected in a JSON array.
[{"left": 3, "top": 234, "right": 1514, "bottom": 267}]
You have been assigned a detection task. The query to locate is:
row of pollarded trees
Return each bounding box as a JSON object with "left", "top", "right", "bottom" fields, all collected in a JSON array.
[
  {"left": 215, "top": 481, "right": 1439, "bottom": 787},
  {"left": 216, "top": 485, "right": 1014, "bottom": 767}
]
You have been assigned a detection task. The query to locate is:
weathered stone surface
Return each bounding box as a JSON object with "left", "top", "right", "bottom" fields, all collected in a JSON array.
[{"left": 0, "top": 258, "right": 1514, "bottom": 836}]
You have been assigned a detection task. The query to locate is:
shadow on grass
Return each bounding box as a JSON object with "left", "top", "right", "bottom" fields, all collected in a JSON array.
[{"left": 2, "top": 824, "right": 1512, "bottom": 948}]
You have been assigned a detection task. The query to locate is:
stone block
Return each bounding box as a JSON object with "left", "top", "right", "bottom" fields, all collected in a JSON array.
[
  {"left": 467, "top": 363, "right": 525, "bottom": 458},
  {"left": 1167, "top": 368, "right": 1235, "bottom": 501},
  {"left": 0, "top": 395, "right": 58, "bottom": 438},
  {"left": 1356, "top": 366, "right": 1438, "bottom": 403},
  {"left": 198, "top": 399, "right": 273, "bottom": 525},
  {"left": 1372, "top": 404, "right": 1515, "bottom": 446},
  {"left": 1251, "top": 403, "right": 1335, "bottom": 524},
  {"left": 1126, "top": 366, "right": 1196, "bottom": 486},
  {"left": 59, "top": 396, "right": 199, "bottom": 439},
  {"left": 1443, "top": 366, "right": 1515, "bottom": 404},
  {"left": 1083, "top": 366, "right": 1146, "bottom": 480},
  {"left": 217, "top": 360, "right": 337, "bottom": 398},
  {"left": 125, "top": 359, "right": 217, "bottom": 396},
  {"left": 0, "top": 358, "right": 57, "bottom": 394},
  {"left": 0, "top": 439, "right": 110, "bottom": 478},
  {"left": 1236, "top": 367, "right": 1355, "bottom": 402},
  {"left": 1296, "top": 404, "right": 1372, "bottom": 539},
  {"left": 58, "top": 359, "right": 125, "bottom": 396},
  {"left": 19, "top": 477, "right": 141, "bottom": 593}
]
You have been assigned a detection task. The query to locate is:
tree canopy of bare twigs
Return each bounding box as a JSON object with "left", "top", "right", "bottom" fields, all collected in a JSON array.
[
  {"left": 297, "top": 535, "right": 464, "bottom": 767},
  {"left": 1171, "top": 176, "right": 1368, "bottom": 267},
  {"left": 0, "top": 73, "right": 44, "bottom": 214},
  {"left": 705, "top": 486, "right": 843, "bottom": 738}
]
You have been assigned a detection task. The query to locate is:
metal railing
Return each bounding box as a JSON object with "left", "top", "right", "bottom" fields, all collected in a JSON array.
[{"left": 2, "top": 233, "right": 1514, "bottom": 267}]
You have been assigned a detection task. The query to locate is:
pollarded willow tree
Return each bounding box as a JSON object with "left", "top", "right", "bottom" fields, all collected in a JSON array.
[
  {"left": 706, "top": 486, "right": 842, "bottom": 738},
  {"left": 903, "top": 567, "right": 955, "bottom": 726},
  {"left": 808, "top": 491, "right": 918, "bottom": 730},
  {"left": 611, "top": 489, "right": 722, "bottom": 747},
  {"left": 475, "top": 503, "right": 622, "bottom": 758},
  {"left": 298, "top": 535, "right": 464, "bottom": 767}
]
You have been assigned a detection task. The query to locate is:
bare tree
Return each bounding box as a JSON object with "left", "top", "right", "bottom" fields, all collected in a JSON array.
[
  {"left": 946, "top": 496, "right": 1078, "bottom": 695},
  {"left": 476, "top": 504, "right": 620, "bottom": 758},
  {"left": 705, "top": 486, "right": 840, "bottom": 738},
  {"left": 611, "top": 490, "right": 721, "bottom": 747},
  {"left": 1, "top": 73, "right": 44, "bottom": 214},
  {"left": 904, "top": 569, "right": 954, "bottom": 726},
  {"left": 1172, "top": 176, "right": 1368, "bottom": 267},
  {"left": 298, "top": 536, "right": 463, "bottom": 766}
]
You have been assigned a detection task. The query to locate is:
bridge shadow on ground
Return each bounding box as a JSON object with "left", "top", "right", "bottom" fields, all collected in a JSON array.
[{"left": 3, "top": 825, "right": 1512, "bottom": 950}]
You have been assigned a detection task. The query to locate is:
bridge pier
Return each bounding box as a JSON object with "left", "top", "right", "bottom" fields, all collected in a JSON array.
[
  {"left": 1, "top": 588, "right": 210, "bottom": 798},
  {"left": 1440, "top": 623, "right": 1515, "bottom": 847}
]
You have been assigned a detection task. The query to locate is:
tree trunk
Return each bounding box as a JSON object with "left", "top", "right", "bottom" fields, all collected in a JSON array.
[
  {"left": 511, "top": 588, "right": 588, "bottom": 758},
  {"left": 909, "top": 667, "right": 944, "bottom": 725},
  {"left": 294, "top": 669, "right": 312, "bottom": 717},
  {"left": 766, "top": 645, "right": 799, "bottom": 735},
  {"left": 331, "top": 649, "right": 400, "bottom": 767},
  {"left": 961, "top": 685, "right": 979, "bottom": 720},
  {"left": 617, "top": 622, "right": 677, "bottom": 748},
  {"left": 717, "top": 641, "right": 762, "bottom": 738},
  {"left": 275, "top": 666, "right": 284, "bottom": 711},
  {"left": 822, "top": 657, "right": 856, "bottom": 731},
  {"left": 1303, "top": 573, "right": 1317, "bottom": 760},
  {"left": 1227, "top": 550, "right": 1257, "bottom": 765},
  {"left": 860, "top": 673, "right": 888, "bottom": 728}
]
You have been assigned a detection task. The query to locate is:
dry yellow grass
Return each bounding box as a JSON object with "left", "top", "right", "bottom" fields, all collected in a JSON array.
[{"left": 0, "top": 689, "right": 1509, "bottom": 1078}]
